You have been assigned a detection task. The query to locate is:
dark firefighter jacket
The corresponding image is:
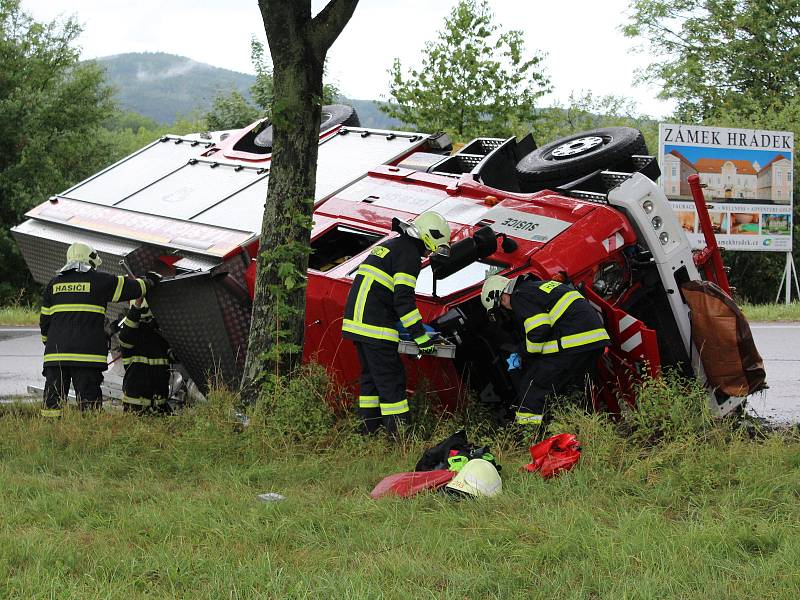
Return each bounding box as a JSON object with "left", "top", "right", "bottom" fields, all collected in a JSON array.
[
  {"left": 118, "top": 306, "right": 171, "bottom": 405},
  {"left": 342, "top": 235, "right": 431, "bottom": 347},
  {"left": 40, "top": 269, "right": 148, "bottom": 369},
  {"left": 510, "top": 278, "right": 610, "bottom": 356}
]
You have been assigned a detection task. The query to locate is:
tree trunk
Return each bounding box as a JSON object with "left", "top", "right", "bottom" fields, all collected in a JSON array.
[{"left": 241, "top": 0, "right": 358, "bottom": 402}]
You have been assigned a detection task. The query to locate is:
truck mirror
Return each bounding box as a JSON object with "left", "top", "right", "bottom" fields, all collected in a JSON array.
[
  {"left": 473, "top": 226, "right": 498, "bottom": 259},
  {"left": 431, "top": 237, "right": 477, "bottom": 280}
]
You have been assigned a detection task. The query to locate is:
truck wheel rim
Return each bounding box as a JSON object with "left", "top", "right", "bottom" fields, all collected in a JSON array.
[{"left": 551, "top": 135, "right": 605, "bottom": 158}]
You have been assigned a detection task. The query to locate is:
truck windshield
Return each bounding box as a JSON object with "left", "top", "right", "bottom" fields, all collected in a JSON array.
[{"left": 416, "top": 260, "right": 506, "bottom": 297}]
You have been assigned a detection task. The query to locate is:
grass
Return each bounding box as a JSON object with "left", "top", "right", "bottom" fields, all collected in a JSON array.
[
  {"left": 740, "top": 301, "right": 800, "bottom": 322},
  {"left": 1, "top": 373, "right": 799, "bottom": 599},
  {"left": 0, "top": 305, "right": 38, "bottom": 326}
]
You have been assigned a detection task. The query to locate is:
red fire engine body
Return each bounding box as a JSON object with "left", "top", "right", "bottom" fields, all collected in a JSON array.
[{"left": 12, "top": 107, "right": 748, "bottom": 417}]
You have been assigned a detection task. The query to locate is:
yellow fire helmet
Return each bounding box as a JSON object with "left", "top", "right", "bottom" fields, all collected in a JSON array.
[
  {"left": 480, "top": 275, "right": 511, "bottom": 312},
  {"left": 66, "top": 242, "right": 102, "bottom": 269},
  {"left": 445, "top": 458, "right": 502, "bottom": 498},
  {"left": 411, "top": 211, "right": 451, "bottom": 256}
]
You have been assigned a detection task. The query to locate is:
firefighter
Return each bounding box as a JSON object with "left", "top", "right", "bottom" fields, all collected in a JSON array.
[
  {"left": 342, "top": 211, "right": 451, "bottom": 434},
  {"left": 481, "top": 274, "right": 610, "bottom": 426},
  {"left": 118, "top": 298, "right": 172, "bottom": 414},
  {"left": 39, "top": 243, "right": 155, "bottom": 417}
]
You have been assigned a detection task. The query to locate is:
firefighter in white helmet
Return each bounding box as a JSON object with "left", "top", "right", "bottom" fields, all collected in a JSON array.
[
  {"left": 481, "top": 273, "right": 610, "bottom": 427},
  {"left": 39, "top": 243, "right": 157, "bottom": 417},
  {"left": 342, "top": 211, "right": 451, "bottom": 434}
]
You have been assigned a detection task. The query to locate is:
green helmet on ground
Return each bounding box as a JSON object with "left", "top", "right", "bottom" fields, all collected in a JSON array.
[
  {"left": 445, "top": 458, "right": 502, "bottom": 498},
  {"left": 411, "top": 211, "right": 451, "bottom": 255},
  {"left": 481, "top": 275, "right": 510, "bottom": 311},
  {"left": 66, "top": 242, "right": 102, "bottom": 269}
]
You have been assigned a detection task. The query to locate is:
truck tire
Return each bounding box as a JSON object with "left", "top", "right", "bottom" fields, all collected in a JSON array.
[
  {"left": 254, "top": 104, "right": 360, "bottom": 148},
  {"left": 516, "top": 127, "right": 647, "bottom": 191}
]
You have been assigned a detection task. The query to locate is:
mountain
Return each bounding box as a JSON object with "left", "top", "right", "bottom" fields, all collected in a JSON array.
[
  {"left": 93, "top": 52, "right": 401, "bottom": 129},
  {"left": 95, "top": 53, "right": 254, "bottom": 124}
]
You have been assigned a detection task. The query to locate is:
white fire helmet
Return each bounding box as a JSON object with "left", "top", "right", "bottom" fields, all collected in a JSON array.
[
  {"left": 481, "top": 275, "right": 511, "bottom": 312},
  {"left": 445, "top": 458, "right": 502, "bottom": 498},
  {"left": 409, "top": 211, "right": 451, "bottom": 256},
  {"left": 66, "top": 242, "right": 102, "bottom": 269}
]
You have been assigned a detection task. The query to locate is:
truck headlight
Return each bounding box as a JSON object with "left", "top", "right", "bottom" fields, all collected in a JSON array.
[
  {"left": 642, "top": 199, "right": 654, "bottom": 214},
  {"left": 651, "top": 216, "right": 663, "bottom": 230},
  {"left": 659, "top": 231, "right": 670, "bottom": 245}
]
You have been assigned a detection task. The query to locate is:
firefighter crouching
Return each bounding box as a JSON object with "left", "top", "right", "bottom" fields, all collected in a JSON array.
[
  {"left": 118, "top": 298, "right": 172, "bottom": 414},
  {"left": 39, "top": 243, "right": 157, "bottom": 417},
  {"left": 481, "top": 274, "right": 610, "bottom": 426},
  {"left": 342, "top": 211, "right": 451, "bottom": 434}
]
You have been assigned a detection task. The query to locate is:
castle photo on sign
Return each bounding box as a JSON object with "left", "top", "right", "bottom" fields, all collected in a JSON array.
[{"left": 662, "top": 145, "right": 792, "bottom": 205}]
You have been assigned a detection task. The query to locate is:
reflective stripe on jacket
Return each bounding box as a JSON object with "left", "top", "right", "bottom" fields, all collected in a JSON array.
[
  {"left": 40, "top": 269, "right": 147, "bottom": 369},
  {"left": 511, "top": 278, "right": 610, "bottom": 356},
  {"left": 342, "top": 235, "right": 430, "bottom": 346}
]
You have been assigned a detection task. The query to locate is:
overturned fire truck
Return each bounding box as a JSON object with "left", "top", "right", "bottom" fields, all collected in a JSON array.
[{"left": 13, "top": 105, "right": 764, "bottom": 417}]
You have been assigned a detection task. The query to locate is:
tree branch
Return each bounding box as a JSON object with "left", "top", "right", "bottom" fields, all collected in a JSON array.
[{"left": 309, "top": 0, "right": 360, "bottom": 57}]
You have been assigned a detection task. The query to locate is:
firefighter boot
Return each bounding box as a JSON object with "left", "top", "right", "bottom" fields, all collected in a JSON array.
[
  {"left": 382, "top": 409, "right": 411, "bottom": 438},
  {"left": 41, "top": 366, "right": 67, "bottom": 418}
]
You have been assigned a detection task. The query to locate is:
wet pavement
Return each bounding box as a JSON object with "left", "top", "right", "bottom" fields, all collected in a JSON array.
[
  {"left": 746, "top": 324, "right": 800, "bottom": 423},
  {"left": 0, "top": 327, "right": 123, "bottom": 401},
  {"left": 0, "top": 328, "right": 42, "bottom": 398},
  {"left": 2, "top": 325, "right": 798, "bottom": 422}
]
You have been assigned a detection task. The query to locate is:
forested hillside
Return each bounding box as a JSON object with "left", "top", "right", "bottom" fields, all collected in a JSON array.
[
  {"left": 95, "top": 53, "right": 254, "bottom": 123},
  {"left": 94, "top": 52, "right": 400, "bottom": 128}
]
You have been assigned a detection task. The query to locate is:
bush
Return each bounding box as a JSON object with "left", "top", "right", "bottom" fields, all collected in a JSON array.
[
  {"left": 616, "top": 370, "right": 714, "bottom": 445},
  {"left": 253, "top": 363, "right": 339, "bottom": 443}
]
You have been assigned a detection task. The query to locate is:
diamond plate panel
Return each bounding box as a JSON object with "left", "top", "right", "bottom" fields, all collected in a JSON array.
[{"left": 147, "top": 272, "right": 250, "bottom": 393}]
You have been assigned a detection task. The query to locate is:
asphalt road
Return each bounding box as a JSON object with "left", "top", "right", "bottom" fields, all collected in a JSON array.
[
  {"left": 2, "top": 325, "right": 798, "bottom": 422},
  {"left": 0, "top": 327, "right": 123, "bottom": 402},
  {"left": 744, "top": 324, "right": 800, "bottom": 423}
]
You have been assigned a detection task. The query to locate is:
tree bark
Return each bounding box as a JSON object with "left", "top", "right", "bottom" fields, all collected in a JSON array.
[{"left": 241, "top": 0, "right": 358, "bottom": 402}]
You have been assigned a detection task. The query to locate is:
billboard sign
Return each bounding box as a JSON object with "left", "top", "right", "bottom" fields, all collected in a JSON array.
[{"left": 659, "top": 123, "right": 793, "bottom": 252}]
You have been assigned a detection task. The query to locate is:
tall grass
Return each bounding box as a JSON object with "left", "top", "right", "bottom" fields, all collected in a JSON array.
[
  {"left": 0, "top": 289, "right": 38, "bottom": 326},
  {"left": 1, "top": 370, "right": 798, "bottom": 598},
  {"left": 0, "top": 306, "right": 38, "bottom": 326},
  {"left": 741, "top": 301, "right": 800, "bottom": 322}
]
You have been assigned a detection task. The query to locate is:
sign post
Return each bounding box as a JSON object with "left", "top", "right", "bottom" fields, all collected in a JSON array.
[
  {"left": 659, "top": 123, "right": 796, "bottom": 303},
  {"left": 775, "top": 252, "right": 800, "bottom": 304}
]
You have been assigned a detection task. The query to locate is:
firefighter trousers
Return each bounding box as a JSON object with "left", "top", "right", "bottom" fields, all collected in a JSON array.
[
  {"left": 42, "top": 366, "right": 104, "bottom": 414},
  {"left": 355, "top": 342, "right": 410, "bottom": 434},
  {"left": 511, "top": 349, "right": 602, "bottom": 424}
]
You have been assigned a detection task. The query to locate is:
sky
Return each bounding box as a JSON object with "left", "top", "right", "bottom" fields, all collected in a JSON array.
[{"left": 24, "top": 0, "right": 676, "bottom": 118}]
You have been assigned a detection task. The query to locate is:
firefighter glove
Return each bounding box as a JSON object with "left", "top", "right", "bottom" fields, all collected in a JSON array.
[
  {"left": 506, "top": 353, "right": 521, "bottom": 371},
  {"left": 417, "top": 337, "right": 437, "bottom": 355},
  {"left": 142, "top": 271, "right": 162, "bottom": 291}
]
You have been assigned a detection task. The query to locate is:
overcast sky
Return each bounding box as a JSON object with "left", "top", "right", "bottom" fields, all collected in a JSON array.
[{"left": 24, "top": 0, "right": 675, "bottom": 118}]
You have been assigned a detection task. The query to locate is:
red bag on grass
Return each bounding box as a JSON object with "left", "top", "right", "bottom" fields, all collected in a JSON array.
[
  {"left": 370, "top": 469, "right": 455, "bottom": 499},
  {"left": 523, "top": 433, "right": 581, "bottom": 478}
]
